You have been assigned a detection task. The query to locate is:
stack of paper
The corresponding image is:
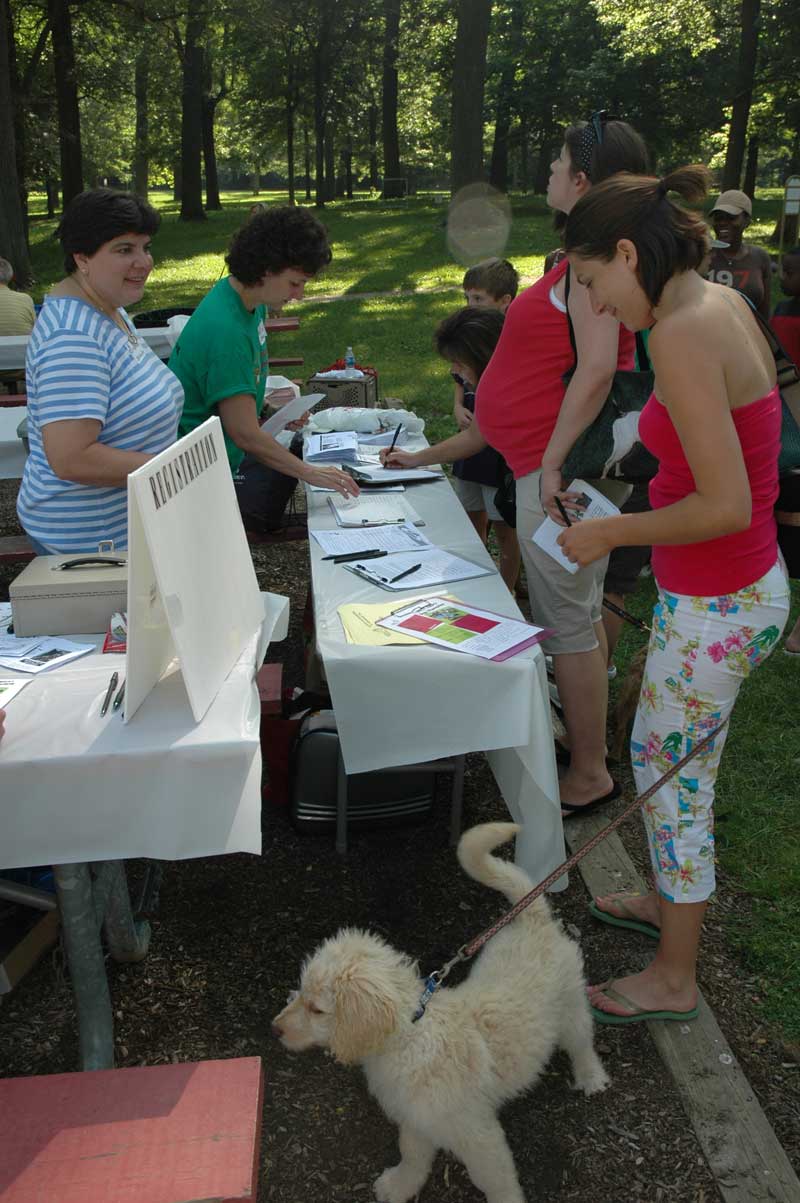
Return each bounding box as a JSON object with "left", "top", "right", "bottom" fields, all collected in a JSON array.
[
  {"left": 376, "top": 597, "right": 550, "bottom": 659},
  {"left": 305, "top": 431, "right": 360, "bottom": 462},
  {"left": 345, "top": 464, "right": 444, "bottom": 487},
  {"left": 532, "top": 479, "right": 622, "bottom": 575},
  {"left": 0, "top": 636, "right": 94, "bottom": 674},
  {"left": 311, "top": 522, "right": 433, "bottom": 556},
  {"left": 343, "top": 548, "right": 493, "bottom": 590},
  {"left": 328, "top": 495, "right": 425, "bottom": 528}
]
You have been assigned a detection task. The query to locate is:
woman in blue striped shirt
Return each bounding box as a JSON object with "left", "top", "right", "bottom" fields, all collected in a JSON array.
[{"left": 17, "top": 188, "right": 183, "bottom": 554}]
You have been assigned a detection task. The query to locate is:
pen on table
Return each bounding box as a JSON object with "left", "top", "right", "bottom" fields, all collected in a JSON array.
[
  {"left": 112, "top": 679, "right": 126, "bottom": 712},
  {"left": 389, "top": 562, "right": 422, "bottom": 584},
  {"left": 322, "top": 549, "right": 386, "bottom": 562},
  {"left": 554, "top": 496, "right": 573, "bottom": 527},
  {"left": 387, "top": 423, "right": 403, "bottom": 455},
  {"left": 100, "top": 671, "right": 119, "bottom": 717}
]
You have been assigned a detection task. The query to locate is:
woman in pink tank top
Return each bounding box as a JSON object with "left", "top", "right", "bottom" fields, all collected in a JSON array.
[{"left": 558, "top": 166, "right": 790, "bottom": 1026}]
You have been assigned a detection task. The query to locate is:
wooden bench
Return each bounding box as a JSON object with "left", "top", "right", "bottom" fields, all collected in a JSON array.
[
  {"left": 0, "top": 535, "right": 35, "bottom": 565},
  {"left": 0, "top": 1056, "right": 263, "bottom": 1203}
]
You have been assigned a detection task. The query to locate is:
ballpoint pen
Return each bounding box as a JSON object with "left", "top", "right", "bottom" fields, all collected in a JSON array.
[
  {"left": 554, "top": 496, "right": 573, "bottom": 527},
  {"left": 389, "top": 562, "right": 422, "bottom": 584},
  {"left": 387, "top": 423, "right": 403, "bottom": 455},
  {"left": 112, "top": 679, "right": 126, "bottom": 711},
  {"left": 322, "top": 549, "right": 386, "bottom": 562},
  {"left": 100, "top": 671, "right": 118, "bottom": 717}
]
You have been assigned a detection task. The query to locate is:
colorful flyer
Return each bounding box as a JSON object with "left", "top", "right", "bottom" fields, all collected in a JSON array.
[{"left": 376, "top": 597, "right": 552, "bottom": 661}]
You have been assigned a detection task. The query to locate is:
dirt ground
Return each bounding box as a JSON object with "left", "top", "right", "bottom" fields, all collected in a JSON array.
[{"left": 0, "top": 481, "right": 798, "bottom": 1203}]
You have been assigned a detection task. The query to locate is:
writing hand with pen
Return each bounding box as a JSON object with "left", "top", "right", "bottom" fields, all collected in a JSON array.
[{"left": 553, "top": 495, "right": 615, "bottom": 568}]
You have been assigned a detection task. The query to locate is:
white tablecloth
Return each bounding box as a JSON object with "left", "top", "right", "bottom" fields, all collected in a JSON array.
[
  {"left": 0, "top": 593, "right": 289, "bottom": 869},
  {"left": 0, "top": 327, "right": 172, "bottom": 372},
  {"left": 306, "top": 460, "right": 565, "bottom": 888}
]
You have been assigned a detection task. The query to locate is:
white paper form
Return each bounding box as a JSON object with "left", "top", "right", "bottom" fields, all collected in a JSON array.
[
  {"left": 0, "top": 634, "right": 45, "bottom": 658},
  {"left": 346, "top": 464, "right": 445, "bottom": 484},
  {"left": 305, "top": 431, "right": 360, "bottom": 462},
  {"left": 328, "top": 495, "right": 425, "bottom": 527},
  {"left": 531, "top": 478, "right": 621, "bottom": 575},
  {"left": 260, "top": 392, "right": 326, "bottom": 436},
  {"left": 343, "top": 548, "right": 494, "bottom": 590},
  {"left": 0, "top": 637, "right": 94, "bottom": 674},
  {"left": 0, "top": 677, "right": 29, "bottom": 706},
  {"left": 311, "top": 522, "right": 433, "bottom": 556}
]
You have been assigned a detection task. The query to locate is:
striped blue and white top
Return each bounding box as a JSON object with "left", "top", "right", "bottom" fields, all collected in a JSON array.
[{"left": 17, "top": 296, "right": 183, "bottom": 553}]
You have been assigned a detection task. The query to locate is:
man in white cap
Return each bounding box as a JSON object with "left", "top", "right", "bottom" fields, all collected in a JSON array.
[{"left": 705, "top": 189, "right": 773, "bottom": 319}]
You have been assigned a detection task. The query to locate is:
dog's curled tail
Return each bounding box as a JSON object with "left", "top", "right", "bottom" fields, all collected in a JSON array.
[{"left": 457, "top": 822, "right": 540, "bottom": 908}]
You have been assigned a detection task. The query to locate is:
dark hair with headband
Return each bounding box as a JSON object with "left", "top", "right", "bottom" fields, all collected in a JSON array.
[
  {"left": 564, "top": 113, "right": 649, "bottom": 185},
  {"left": 563, "top": 165, "right": 712, "bottom": 306},
  {"left": 434, "top": 306, "right": 505, "bottom": 380}
]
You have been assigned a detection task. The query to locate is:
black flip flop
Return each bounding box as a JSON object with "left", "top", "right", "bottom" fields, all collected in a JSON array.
[{"left": 561, "top": 780, "right": 621, "bottom": 820}]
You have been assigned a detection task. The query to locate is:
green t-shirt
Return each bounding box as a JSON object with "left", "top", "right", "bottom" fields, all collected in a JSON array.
[{"left": 170, "top": 277, "right": 269, "bottom": 472}]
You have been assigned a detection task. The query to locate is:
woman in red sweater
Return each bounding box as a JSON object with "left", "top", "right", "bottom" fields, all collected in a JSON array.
[
  {"left": 385, "top": 114, "right": 649, "bottom": 820},
  {"left": 559, "top": 166, "right": 790, "bottom": 1025}
]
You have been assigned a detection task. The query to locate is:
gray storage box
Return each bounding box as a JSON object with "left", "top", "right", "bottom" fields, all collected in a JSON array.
[
  {"left": 306, "top": 373, "right": 379, "bottom": 409},
  {"left": 10, "top": 552, "right": 127, "bottom": 636},
  {"left": 290, "top": 710, "right": 435, "bottom": 833}
]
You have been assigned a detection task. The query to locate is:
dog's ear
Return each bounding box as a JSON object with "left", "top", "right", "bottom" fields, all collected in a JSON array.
[{"left": 330, "top": 968, "right": 398, "bottom": 1065}]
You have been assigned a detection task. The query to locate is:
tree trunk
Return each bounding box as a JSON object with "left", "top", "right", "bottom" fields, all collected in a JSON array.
[
  {"left": 47, "top": 0, "right": 83, "bottom": 205},
  {"left": 304, "top": 126, "right": 312, "bottom": 201},
  {"left": 382, "top": 0, "right": 401, "bottom": 189},
  {"left": 742, "top": 135, "right": 759, "bottom": 199},
  {"left": 133, "top": 1, "right": 149, "bottom": 197},
  {"left": 45, "top": 174, "right": 59, "bottom": 216},
  {"left": 343, "top": 137, "right": 353, "bottom": 199},
  {"left": 722, "top": 0, "right": 760, "bottom": 191},
  {"left": 313, "top": 47, "right": 326, "bottom": 206},
  {"left": 285, "top": 73, "right": 294, "bottom": 205},
  {"left": 0, "top": 0, "right": 31, "bottom": 286},
  {"left": 202, "top": 97, "right": 222, "bottom": 209},
  {"left": 324, "top": 122, "right": 335, "bottom": 200},
  {"left": 450, "top": 0, "right": 493, "bottom": 195},
  {"left": 488, "top": 0, "right": 522, "bottom": 193},
  {"left": 368, "top": 103, "right": 379, "bottom": 189},
  {"left": 179, "top": 0, "right": 206, "bottom": 221}
]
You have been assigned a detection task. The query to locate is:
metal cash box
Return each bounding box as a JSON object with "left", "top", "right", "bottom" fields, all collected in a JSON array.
[{"left": 10, "top": 550, "right": 127, "bottom": 636}]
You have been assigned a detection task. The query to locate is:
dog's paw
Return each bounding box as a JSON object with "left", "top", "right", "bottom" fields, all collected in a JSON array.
[
  {"left": 575, "top": 1063, "right": 610, "bottom": 1095},
  {"left": 374, "top": 1167, "right": 415, "bottom": 1203}
]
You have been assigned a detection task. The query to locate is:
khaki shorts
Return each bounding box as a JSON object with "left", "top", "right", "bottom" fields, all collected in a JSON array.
[
  {"left": 451, "top": 476, "right": 504, "bottom": 523},
  {"left": 516, "top": 469, "right": 608, "bottom": 655}
]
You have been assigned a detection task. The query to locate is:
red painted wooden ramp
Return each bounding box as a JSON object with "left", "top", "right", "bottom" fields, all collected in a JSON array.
[{"left": 0, "top": 1057, "right": 263, "bottom": 1203}]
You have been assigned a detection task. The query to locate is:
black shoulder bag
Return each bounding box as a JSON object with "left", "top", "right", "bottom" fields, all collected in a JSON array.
[{"left": 560, "top": 267, "right": 657, "bottom": 485}]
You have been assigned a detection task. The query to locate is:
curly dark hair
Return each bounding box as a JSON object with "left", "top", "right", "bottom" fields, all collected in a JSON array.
[
  {"left": 226, "top": 205, "right": 332, "bottom": 284},
  {"left": 434, "top": 306, "right": 505, "bottom": 380},
  {"left": 57, "top": 188, "right": 160, "bottom": 274}
]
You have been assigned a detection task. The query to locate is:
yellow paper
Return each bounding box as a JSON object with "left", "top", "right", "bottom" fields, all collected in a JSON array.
[{"left": 337, "top": 594, "right": 457, "bottom": 646}]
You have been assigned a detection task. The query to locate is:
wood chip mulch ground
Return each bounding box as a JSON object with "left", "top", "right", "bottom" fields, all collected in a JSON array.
[{"left": 0, "top": 480, "right": 797, "bottom": 1202}]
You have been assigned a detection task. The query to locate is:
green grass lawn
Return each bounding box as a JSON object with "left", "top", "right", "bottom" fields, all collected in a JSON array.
[{"left": 25, "top": 188, "right": 800, "bottom": 1038}]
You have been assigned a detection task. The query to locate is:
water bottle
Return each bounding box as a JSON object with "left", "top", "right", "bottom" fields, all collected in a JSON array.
[{"left": 344, "top": 346, "right": 356, "bottom": 378}]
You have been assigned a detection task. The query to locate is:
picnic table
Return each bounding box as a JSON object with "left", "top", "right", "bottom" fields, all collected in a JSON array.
[{"left": 0, "top": 593, "right": 288, "bottom": 1070}]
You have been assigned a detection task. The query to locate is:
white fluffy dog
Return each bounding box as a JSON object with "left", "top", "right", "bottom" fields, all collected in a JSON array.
[{"left": 272, "top": 823, "right": 608, "bottom": 1203}]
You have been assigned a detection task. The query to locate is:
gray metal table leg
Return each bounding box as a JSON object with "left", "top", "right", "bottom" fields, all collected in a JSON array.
[
  {"left": 336, "top": 747, "right": 349, "bottom": 855},
  {"left": 101, "top": 861, "right": 151, "bottom": 963},
  {"left": 449, "top": 754, "right": 466, "bottom": 845},
  {"left": 52, "top": 862, "right": 115, "bottom": 1071}
]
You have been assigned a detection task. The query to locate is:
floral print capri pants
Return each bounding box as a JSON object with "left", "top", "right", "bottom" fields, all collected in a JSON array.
[{"left": 631, "top": 559, "right": 790, "bottom": 904}]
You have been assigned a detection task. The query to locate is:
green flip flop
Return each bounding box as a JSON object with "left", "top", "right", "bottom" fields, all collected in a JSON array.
[
  {"left": 590, "top": 982, "right": 699, "bottom": 1026},
  {"left": 588, "top": 897, "right": 660, "bottom": 940}
]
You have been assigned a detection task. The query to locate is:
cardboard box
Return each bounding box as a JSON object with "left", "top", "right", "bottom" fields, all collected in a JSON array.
[
  {"left": 307, "top": 372, "right": 379, "bottom": 408},
  {"left": 0, "top": 907, "right": 59, "bottom": 994},
  {"left": 10, "top": 552, "right": 127, "bottom": 636}
]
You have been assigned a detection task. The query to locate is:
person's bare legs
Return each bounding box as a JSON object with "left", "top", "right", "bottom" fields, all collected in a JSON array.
[
  {"left": 589, "top": 896, "right": 705, "bottom": 1016},
  {"left": 602, "top": 590, "right": 626, "bottom": 666},
  {"left": 555, "top": 626, "right": 613, "bottom": 810},
  {"left": 785, "top": 614, "right": 800, "bottom": 653},
  {"left": 466, "top": 508, "right": 489, "bottom": 543},
  {"left": 491, "top": 520, "right": 521, "bottom": 592}
]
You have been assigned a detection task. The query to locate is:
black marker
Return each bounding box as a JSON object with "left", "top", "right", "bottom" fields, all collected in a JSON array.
[{"left": 389, "top": 563, "right": 422, "bottom": 584}]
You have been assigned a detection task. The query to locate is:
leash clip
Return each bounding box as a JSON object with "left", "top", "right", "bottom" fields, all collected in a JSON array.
[{"left": 412, "top": 944, "right": 470, "bottom": 1023}]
